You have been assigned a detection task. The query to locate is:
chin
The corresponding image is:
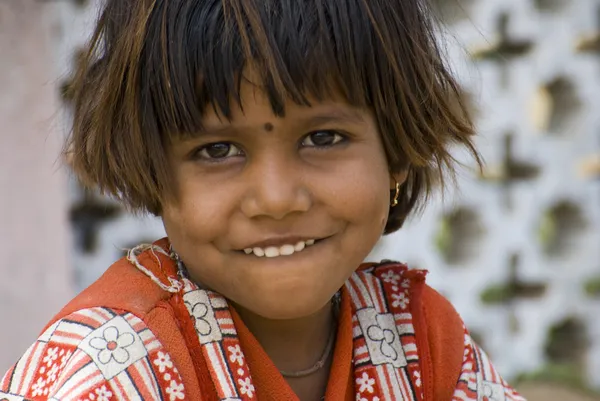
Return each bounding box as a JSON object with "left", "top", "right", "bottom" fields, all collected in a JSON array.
[{"left": 242, "top": 291, "right": 333, "bottom": 320}]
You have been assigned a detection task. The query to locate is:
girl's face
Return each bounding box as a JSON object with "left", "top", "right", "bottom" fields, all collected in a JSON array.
[{"left": 162, "top": 79, "right": 403, "bottom": 319}]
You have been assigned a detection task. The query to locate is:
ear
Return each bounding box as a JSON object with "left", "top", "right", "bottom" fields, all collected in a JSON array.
[{"left": 389, "top": 169, "right": 409, "bottom": 189}]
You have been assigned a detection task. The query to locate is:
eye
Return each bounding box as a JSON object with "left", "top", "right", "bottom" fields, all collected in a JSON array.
[
  {"left": 195, "top": 142, "right": 243, "bottom": 161},
  {"left": 301, "top": 130, "right": 346, "bottom": 148}
]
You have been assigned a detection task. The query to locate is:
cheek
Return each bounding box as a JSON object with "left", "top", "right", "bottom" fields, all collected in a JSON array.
[
  {"left": 161, "top": 204, "right": 195, "bottom": 247},
  {"left": 161, "top": 181, "right": 231, "bottom": 244},
  {"left": 334, "top": 160, "right": 390, "bottom": 226},
  {"left": 356, "top": 168, "right": 391, "bottom": 232}
]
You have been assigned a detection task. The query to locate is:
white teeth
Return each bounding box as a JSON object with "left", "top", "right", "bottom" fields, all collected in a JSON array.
[
  {"left": 280, "top": 244, "right": 295, "bottom": 256},
  {"left": 244, "top": 239, "right": 318, "bottom": 258},
  {"left": 264, "top": 247, "right": 280, "bottom": 258}
]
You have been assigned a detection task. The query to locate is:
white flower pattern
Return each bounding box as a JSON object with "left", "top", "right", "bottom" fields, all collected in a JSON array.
[
  {"left": 42, "top": 347, "right": 59, "bottom": 367},
  {"left": 381, "top": 270, "right": 401, "bottom": 285},
  {"left": 89, "top": 326, "right": 135, "bottom": 365},
  {"left": 356, "top": 372, "right": 376, "bottom": 393},
  {"left": 166, "top": 380, "right": 185, "bottom": 401},
  {"left": 95, "top": 385, "right": 113, "bottom": 401},
  {"left": 154, "top": 351, "right": 174, "bottom": 373},
  {"left": 46, "top": 363, "right": 59, "bottom": 383},
  {"left": 31, "top": 376, "right": 47, "bottom": 397},
  {"left": 238, "top": 377, "right": 255, "bottom": 398},
  {"left": 391, "top": 291, "right": 409, "bottom": 309},
  {"left": 228, "top": 345, "right": 244, "bottom": 366}
]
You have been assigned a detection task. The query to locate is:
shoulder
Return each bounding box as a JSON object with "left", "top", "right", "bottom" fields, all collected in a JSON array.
[
  {"left": 356, "top": 262, "right": 463, "bottom": 331},
  {"left": 42, "top": 243, "right": 179, "bottom": 336},
  {"left": 351, "top": 263, "right": 526, "bottom": 400},
  {"left": 0, "top": 242, "right": 202, "bottom": 400},
  {"left": 355, "top": 262, "right": 466, "bottom": 399},
  {"left": 1, "top": 306, "right": 185, "bottom": 400},
  {"left": 355, "top": 262, "right": 465, "bottom": 348},
  {"left": 419, "top": 284, "right": 466, "bottom": 400},
  {"left": 419, "top": 283, "right": 465, "bottom": 360}
]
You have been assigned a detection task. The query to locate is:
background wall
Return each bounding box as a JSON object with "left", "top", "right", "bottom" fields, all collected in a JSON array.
[
  {"left": 374, "top": 0, "right": 600, "bottom": 397},
  {"left": 0, "top": 0, "right": 71, "bottom": 372},
  {"left": 1, "top": 0, "right": 599, "bottom": 399}
]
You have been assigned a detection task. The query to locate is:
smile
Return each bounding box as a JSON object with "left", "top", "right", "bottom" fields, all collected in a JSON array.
[{"left": 243, "top": 239, "right": 318, "bottom": 258}]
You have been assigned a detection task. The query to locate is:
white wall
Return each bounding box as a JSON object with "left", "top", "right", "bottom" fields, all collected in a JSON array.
[{"left": 0, "top": 1, "right": 72, "bottom": 371}]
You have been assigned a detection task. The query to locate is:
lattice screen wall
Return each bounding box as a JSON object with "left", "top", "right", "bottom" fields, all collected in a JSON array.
[{"left": 56, "top": 0, "right": 600, "bottom": 395}]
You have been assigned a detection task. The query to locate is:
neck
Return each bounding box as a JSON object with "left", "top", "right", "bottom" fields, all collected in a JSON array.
[{"left": 232, "top": 301, "right": 336, "bottom": 375}]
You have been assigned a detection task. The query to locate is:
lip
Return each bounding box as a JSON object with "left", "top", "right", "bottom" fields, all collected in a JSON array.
[{"left": 237, "top": 236, "right": 327, "bottom": 251}]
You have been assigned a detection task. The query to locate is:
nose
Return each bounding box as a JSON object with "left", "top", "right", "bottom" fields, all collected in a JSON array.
[{"left": 240, "top": 154, "right": 312, "bottom": 220}]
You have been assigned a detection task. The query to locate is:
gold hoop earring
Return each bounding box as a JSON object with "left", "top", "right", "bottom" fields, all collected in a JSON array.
[{"left": 391, "top": 181, "right": 400, "bottom": 207}]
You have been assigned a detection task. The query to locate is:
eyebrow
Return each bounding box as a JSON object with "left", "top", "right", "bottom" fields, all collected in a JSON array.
[
  {"left": 301, "top": 108, "right": 367, "bottom": 127},
  {"left": 196, "top": 107, "right": 367, "bottom": 138}
]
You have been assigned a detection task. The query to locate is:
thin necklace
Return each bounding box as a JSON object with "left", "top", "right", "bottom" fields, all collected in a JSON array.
[
  {"left": 279, "top": 322, "right": 336, "bottom": 378},
  {"left": 280, "top": 294, "right": 340, "bottom": 378}
]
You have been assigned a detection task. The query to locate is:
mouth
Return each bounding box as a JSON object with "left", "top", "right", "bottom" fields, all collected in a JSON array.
[{"left": 238, "top": 238, "right": 327, "bottom": 258}]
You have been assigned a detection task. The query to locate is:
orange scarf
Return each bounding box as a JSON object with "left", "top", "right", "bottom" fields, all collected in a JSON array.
[{"left": 36, "top": 239, "right": 523, "bottom": 400}]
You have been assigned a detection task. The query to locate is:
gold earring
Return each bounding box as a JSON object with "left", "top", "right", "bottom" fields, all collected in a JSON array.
[{"left": 391, "top": 181, "right": 400, "bottom": 207}]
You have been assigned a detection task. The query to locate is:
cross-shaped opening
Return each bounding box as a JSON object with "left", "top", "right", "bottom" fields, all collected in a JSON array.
[
  {"left": 479, "top": 133, "right": 541, "bottom": 210},
  {"left": 544, "top": 317, "right": 589, "bottom": 370},
  {"left": 470, "top": 12, "right": 534, "bottom": 88},
  {"left": 480, "top": 253, "right": 547, "bottom": 332},
  {"left": 531, "top": 76, "right": 582, "bottom": 135},
  {"left": 548, "top": 77, "right": 581, "bottom": 133},
  {"left": 480, "top": 254, "right": 547, "bottom": 305},
  {"left": 516, "top": 317, "right": 592, "bottom": 394},
  {"left": 70, "top": 189, "right": 122, "bottom": 253},
  {"left": 434, "top": 206, "right": 484, "bottom": 265},
  {"left": 538, "top": 200, "right": 587, "bottom": 257}
]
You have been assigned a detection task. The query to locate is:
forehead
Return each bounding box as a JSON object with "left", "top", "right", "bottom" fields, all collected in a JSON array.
[{"left": 200, "top": 75, "right": 369, "bottom": 129}]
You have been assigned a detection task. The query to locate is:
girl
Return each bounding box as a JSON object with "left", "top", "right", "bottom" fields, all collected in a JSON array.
[{"left": 1, "top": 0, "right": 525, "bottom": 400}]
